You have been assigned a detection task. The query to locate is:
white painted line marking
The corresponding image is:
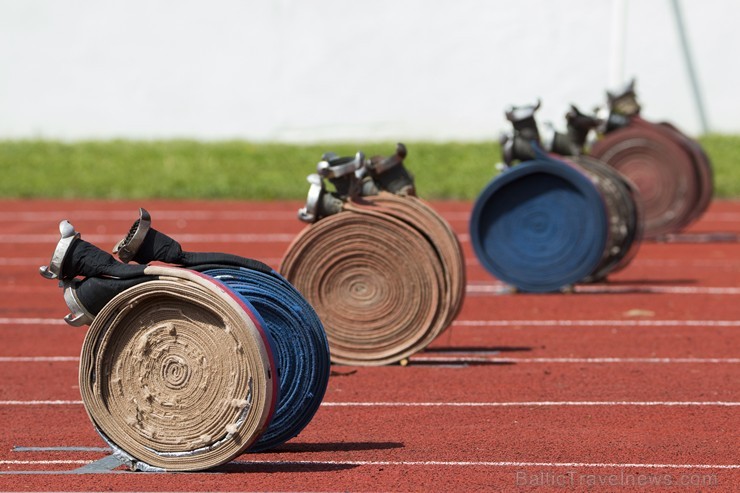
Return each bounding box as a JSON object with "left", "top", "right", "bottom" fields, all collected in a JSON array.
[
  {"left": 2, "top": 256, "right": 283, "bottom": 267},
  {"left": 700, "top": 212, "right": 740, "bottom": 221},
  {"left": 0, "top": 258, "right": 48, "bottom": 266},
  {"left": 0, "top": 318, "right": 66, "bottom": 326},
  {"left": 0, "top": 233, "right": 296, "bottom": 244},
  {"left": 634, "top": 259, "right": 740, "bottom": 267},
  {"left": 452, "top": 319, "right": 740, "bottom": 327},
  {"left": 320, "top": 401, "right": 740, "bottom": 407},
  {"left": 466, "top": 283, "right": 740, "bottom": 295},
  {"left": 3, "top": 317, "right": 740, "bottom": 328},
  {"left": 0, "top": 356, "right": 78, "bottom": 362},
  {"left": 3, "top": 356, "right": 737, "bottom": 364},
  {"left": 1, "top": 400, "right": 738, "bottom": 407},
  {"left": 231, "top": 459, "right": 740, "bottom": 470},
  {"left": 0, "top": 400, "right": 83, "bottom": 405},
  {"left": 0, "top": 210, "right": 470, "bottom": 223},
  {"left": 0, "top": 460, "right": 90, "bottom": 465},
  {"left": 2, "top": 256, "right": 738, "bottom": 269},
  {"left": 576, "top": 285, "right": 740, "bottom": 295},
  {"left": 411, "top": 356, "right": 740, "bottom": 364},
  {"left": 2, "top": 458, "right": 737, "bottom": 469},
  {"left": 14, "top": 446, "right": 110, "bottom": 452},
  {"left": 2, "top": 208, "right": 737, "bottom": 223},
  {"left": 0, "top": 210, "right": 297, "bottom": 222},
  {"left": 7, "top": 231, "right": 740, "bottom": 249}
]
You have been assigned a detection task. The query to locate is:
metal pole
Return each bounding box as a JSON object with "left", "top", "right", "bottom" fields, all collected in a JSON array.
[
  {"left": 609, "top": 0, "right": 628, "bottom": 88},
  {"left": 669, "top": 0, "right": 710, "bottom": 134}
]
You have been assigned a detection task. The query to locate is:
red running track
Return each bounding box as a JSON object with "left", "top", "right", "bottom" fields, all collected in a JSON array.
[{"left": 0, "top": 199, "right": 738, "bottom": 492}]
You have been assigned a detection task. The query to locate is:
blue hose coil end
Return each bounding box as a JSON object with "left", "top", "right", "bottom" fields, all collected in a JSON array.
[
  {"left": 202, "top": 267, "right": 330, "bottom": 451},
  {"left": 470, "top": 152, "right": 609, "bottom": 293}
]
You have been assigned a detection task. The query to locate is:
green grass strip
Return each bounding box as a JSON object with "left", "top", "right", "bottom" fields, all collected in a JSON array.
[{"left": 0, "top": 136, "right": 736, "bottom": 200}]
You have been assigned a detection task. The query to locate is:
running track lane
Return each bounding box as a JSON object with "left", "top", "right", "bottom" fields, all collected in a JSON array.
[{"left": 0, "top": 199, "right": 738, "bottom": 492}]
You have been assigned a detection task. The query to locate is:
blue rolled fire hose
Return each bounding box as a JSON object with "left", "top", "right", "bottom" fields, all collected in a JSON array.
[
  {"left": 198, "top": 266, "right": 331, "bottom": 452},
  {"left": 469, "top": 150, "right": 609, "bottom": 293}
]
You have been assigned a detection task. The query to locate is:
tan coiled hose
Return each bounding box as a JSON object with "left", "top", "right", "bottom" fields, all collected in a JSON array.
[
  {"left": 78, "top": 266, "right": 276, "bottom": 471},
  {"left": 281, "top": 192, "right": 465, "bottom": 366}
]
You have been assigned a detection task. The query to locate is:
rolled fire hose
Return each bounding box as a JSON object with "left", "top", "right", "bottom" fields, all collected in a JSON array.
[
  {"left": 284, "top": 147, "right": 464, "bottom": 366},
  {"left": 470, "top": 150, "right": 609, "bottom": 293},
  {"left": 503, "top": 102, "right": 641, "bottom": 283},
  {"left": 656, "top": 120, "right": 714, "bottom": 227},
  {"left": 588, "top": 117, "right": 706, "bottom": 238},
  {"left": 345, "top": 192, "right": 465, "bottom": 323},
  {"left": 281, "top": 196, "right": 461, "bottom": 366},
  {"left": 195, "top": 266, "right": 330, "bottom": 452},
  {"left": 78, "top": 266, "right": 277, "bottom": 472},
  {"left": 563, "top": 155, "right": 642, "bottom": 281},
  {"left": 43, "top": 215, "right": 329, "bottom": 469},
  {"left": 67, "top": 265, "right": 328, "bottom": 454},
  {"left": 112, "top": 208, "right": 330, "bottom": 450}
]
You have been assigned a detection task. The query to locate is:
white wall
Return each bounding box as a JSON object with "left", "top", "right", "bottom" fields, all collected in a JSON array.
[{"left": 0, "top": 0, "right": 736, "bottom": 142}]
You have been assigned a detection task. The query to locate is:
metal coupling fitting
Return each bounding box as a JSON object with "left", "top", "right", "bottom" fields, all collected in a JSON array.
[
  {"left": 62, "top": 279, "right": 94, "bottom": 326},
  {"left": 298, "top": 174, "right": 325, "bottom": 223},
  {"left": 112, "top": 207, "right": 151, "bottom": 263},
  {"left": 366, "top": 143, "right": 408, "bottom": 175},
  {"left": 317, "top": 151, "right": 365, "bottom": 179},
  {"left": 39, "top": 220, "right": 80, "bottom": 280}
]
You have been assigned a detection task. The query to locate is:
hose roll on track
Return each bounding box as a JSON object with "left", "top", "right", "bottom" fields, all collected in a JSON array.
[
  {"left": 589, "top": 116, "right": 712, "bottom": 238},
  {"left": 78, "top": 266, "right": 277, "bottom": 472},
  {"left": 469, "top": 151, "right": 609, "bottom": 293},
  {"left": 195, "top": 265, "right": 330, "bottom": 452},
  {"left": 283, "top": 145, "right": 465, "bottom": 366}
]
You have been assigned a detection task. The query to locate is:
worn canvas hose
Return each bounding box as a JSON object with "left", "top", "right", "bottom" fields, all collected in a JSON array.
[
  {"left": 281, "top": 205, "right": 452, "bottom": 366},
  {"left": 565, "top": 155, "right": 642, "bottom": 281},
  {"left": 657, "top": 120, "right": 714, "bottom": 228},
  {"left": 78, "top": 266, "right": 277, "bottom": 472},
  {"left": 588, "top": 117, "right": 709, "bottom": 238},
  {"left": 110, "top": 209, "right": 331, "bottom": 452},
  {"left": 345, "top": 192, "right": 466, "bottom": 325},
  {"left": 195, "top": 266, "right": 330, "bottom": 452},
  {"left": 470, "top": 152, "right": 609, "bottom": 293}
]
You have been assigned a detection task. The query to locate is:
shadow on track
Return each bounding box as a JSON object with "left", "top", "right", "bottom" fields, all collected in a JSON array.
[{"left": 265, "top": 441, "right": 404, "bottom": 454}]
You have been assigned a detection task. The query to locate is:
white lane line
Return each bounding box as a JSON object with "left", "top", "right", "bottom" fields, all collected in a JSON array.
[
  {"left": 0, "top": 210, "right": 470, "bottom": 222},
  {"left": 231, "top": 459, "right": 740, "bottom": 470},
  {"left": 0, "top": 460, "right": 89, "bottom": 465},
  {"left": 633, "top": 259, "right": 740, "bottom": 267},
  {"left": 2, "top": 459, "right": 736, "bottom": 469},
  {"left": 0, "top": 357, "right": 79, "bottom": 362},
  {"left": 452, "top": 319, "right": 740, "bottom": 327},
  {"left": 410, "top": 356, "right": 740, "bottom": 364},
  {"left": 464, "top": 258, "right": 740, "bottom": 268},
  {"left": 13, "top": 446, "right": 110, "bottom": 452},
  {"left": 3, "top": 317, "right": 739, "bottom": 328},
  {"left": 3, "top": 356, "right": 738, "bottom": 364},
  {"left": 576, "top": 285, "right": 740, "bottom": 295},
  {"left": 466, "top": 283, "right": 740, "bottom": 295},
  {"left": 0, "top": 257, "right": 283, "bottom": 267},
  {"left": 0, "top": 233, "right": 297, "bottom": 244},
  {"left": 0, "top": 211, "right": 297, "bottom": 221},
  {"left": 320, "top": 401, "right": 740, "bottom": 407},
  {"left": 0, "top": 318, "right": 66, "bottom": 326},
  {"left": 700, "top": 212, "right": 740, "bottom": 222},
  {"left": 1, "top": 400, "right": 738, "bottom": 407},
  {"left": 0, "top": 258, "right": 48, "bottom": 266},
  {"left": 0, "top": 400, "right": 83, "bottom": 405},
  {"left": 7, "top": 232, "right": 740, "bottom": 247},
  {"left": 3, "top": 256, "right": 739, "bottom": 269},
  {"left": 2, "top": 209, "right": 738, "bottom": 223}
]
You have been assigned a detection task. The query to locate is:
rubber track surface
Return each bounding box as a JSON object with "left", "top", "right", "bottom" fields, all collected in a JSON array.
[{"left": 0, "top": 199, "right": 737, "bottom": 492}]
